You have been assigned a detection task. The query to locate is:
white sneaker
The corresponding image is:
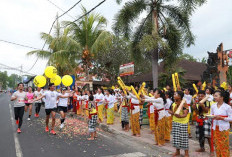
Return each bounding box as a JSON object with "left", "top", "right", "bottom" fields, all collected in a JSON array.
[
  {"left": 27, "top": 118, "right": 31, "bottom": 121},
  {"left": 60, "top": 123, "right": 64, "bottom": 129}
]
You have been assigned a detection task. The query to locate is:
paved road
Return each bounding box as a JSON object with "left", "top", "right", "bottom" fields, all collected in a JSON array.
[{"left": 0, "top": 93, "right": 168, "bottom": 157}]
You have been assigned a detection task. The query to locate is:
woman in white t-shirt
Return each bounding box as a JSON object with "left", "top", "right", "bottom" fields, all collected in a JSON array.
[{"left": 58, "top": 87, "right": 70, "bottom": 129}]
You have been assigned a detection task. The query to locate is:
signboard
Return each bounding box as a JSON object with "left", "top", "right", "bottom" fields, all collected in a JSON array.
[{"left": 119, "top": 62, "right": 134, "bottom": 76}]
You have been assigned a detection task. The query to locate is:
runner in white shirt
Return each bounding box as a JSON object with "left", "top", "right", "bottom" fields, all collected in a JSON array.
[
  {"left": 58, "top": 87, "right": 70, "bottom": 129},
  {"left": 34, "top": 83, "right": 71, "bottom": 135},
  {"left": 34, "top": 87, "right": 43, "bottom": 118},
  {"left": 11, "top": 83, "right": 27, "bottom": 133}
]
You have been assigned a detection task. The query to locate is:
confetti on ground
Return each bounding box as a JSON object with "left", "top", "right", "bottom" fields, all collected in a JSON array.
[{"left": 37, "top": 115, "right": 102, "bottom": 140}]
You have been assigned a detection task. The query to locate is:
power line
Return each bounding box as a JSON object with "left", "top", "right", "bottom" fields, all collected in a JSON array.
[
  {"left": 27, "top": 0, "right": 82, "bottom": 72},
  {"left": 45, "top": 0, "right": 76, "bottom": 20},
  {"left": 0, "top": 39, "right": 40, "bottom": 50},
  {"left": 27, "top": 0, "right": 107, "bottom": 72},
  {"left": 0, "top": 63, "right": 36, "bottom": 76},
  {"left": 71, "top": 0, "right": 106, "bottom": 24}
]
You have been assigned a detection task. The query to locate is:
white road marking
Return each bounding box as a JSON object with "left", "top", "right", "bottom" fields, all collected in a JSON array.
[
  {"left": 102, "top": 152, "right": 147, "bottom": 157},
  {"left": 9, "top": 104, "right": 23, "bottom": 157}
]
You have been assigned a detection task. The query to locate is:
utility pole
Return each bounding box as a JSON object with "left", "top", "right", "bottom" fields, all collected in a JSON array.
[{"left": 20, "top": 65, "right": 23, "bottom": 82}]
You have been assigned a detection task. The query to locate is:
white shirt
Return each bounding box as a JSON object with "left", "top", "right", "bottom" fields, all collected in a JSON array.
[
  {"left": 165, "top": 98, "right": 173, "bottom": 117},
  {"left": 95, "top": 93, "right": 105, "bottom": 106},
  {"left": 43, "top": 91, "right": 59, "bottom": 109},
  {"left": 11, "top": 91, "right": 27, "bottom": 107},
  {"left": 34, "top": 90, "right": 43, "bottom": 103},
  {"left": 211, "top": 102, "right": 232, "bottom": 131},
  {"left": 128, "top": 93, "right": 140, "bottom": 114},
  {"left": 207, "top": 94, "right": 214, "bottom": 102},
  {"left": 58, "top": 93, "right": 69, "bottom": 107},
  {"left": 105, "top": 94, "right": 115, "bottom": 109},
  {"left": 149, "top": 103, "right": 154, "bottom": 113},
  {"left": 230, "top": 93, "right": 232, "bottom": 104},
  {"left": 144, "top": 97, "right": 166, "bottom": 120},
  {"left": 184, "top": 94, "right": 192, "bottom": 113}
]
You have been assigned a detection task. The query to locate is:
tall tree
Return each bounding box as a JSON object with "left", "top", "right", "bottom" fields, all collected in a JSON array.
[
  {"left": 27, "top": 19, "right": 81, "bottom": 76},
  {"left": 114, "top": 0, "right": 206, "bottom": 88},
  {"left": 0, "top": 71, "right": 8, "bottom": 89},
  {"left": 63, "top": 7, "right": 111, "bottom": 80}
]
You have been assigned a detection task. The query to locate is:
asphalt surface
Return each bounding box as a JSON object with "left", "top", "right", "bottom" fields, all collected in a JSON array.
[{"left": 0, "top": 93, "right": 169, "bottom": 157}]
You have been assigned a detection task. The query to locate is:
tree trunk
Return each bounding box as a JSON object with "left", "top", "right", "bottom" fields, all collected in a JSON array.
[
  {"left": 151, "top": 0, "right": 159, "bottom": 88},
  {"left": 151, "top": 50, "right": 158, "bottom": 88}
]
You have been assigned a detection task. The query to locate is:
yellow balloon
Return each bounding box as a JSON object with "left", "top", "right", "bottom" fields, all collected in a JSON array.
[
  {"left": 50, "top": 75, "right": 61, "bottom": 86},
  {"left": 44, "top": 66, "right": 57, "bottom": 78},
  {"left": 62, "top": 75, "right": 73, "bottom": 87},
  {"left": 33, "top": 75, "right": 46, "bottom": 87}
]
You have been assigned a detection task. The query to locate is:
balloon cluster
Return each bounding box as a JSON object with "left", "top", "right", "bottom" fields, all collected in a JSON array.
[{"left": 33, "top": 66, "right": 73, "bottom": 87}]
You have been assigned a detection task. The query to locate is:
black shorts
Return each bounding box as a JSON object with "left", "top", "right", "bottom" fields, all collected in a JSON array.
[
  {"left": 45, "top": 108, "right": 56, "bottom": 115},
  {"left": 58, "top": 106, "right": 68, "bottom": 113},
  {"left": 25, "top": 103, "right": 32, "bottom": 106}
]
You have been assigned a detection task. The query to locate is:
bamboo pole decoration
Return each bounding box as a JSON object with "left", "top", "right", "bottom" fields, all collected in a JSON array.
[
  {"left": 202, "top": 81, "right": 206, "bottom": 90},
  {"left": 193, "top": 83, "right": 198, "bottom": 94},
  {"left": 117, "top": 80, "right": 127, "bottom": 95},
  {"left": 138, "top": 82, "right": 146, "bottom": 96},
  {"left": 172, "top": 74, "right": 177, "bottom": 92},
  {"left": 175, "top": 99, "right": 186, "bottom": 114},
  {"left": 149, "top": 93, "right": 153, "bottom": 97},
  {"left": 175, "top": 73, "right": 180, "bottom": 90},
  {"left": 131, "top": 85, "right": 140, "bottom": 100}
]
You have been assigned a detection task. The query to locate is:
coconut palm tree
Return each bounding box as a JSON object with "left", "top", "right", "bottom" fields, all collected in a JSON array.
[
  {"left": 27, "top": 19, "right": 81, "bottom": 76},
  {"left": 114, "top": 0, "right": 206, "bottom": 88},
  {"left": 63, "top": 6, "right": 112, "bottom": 80}
]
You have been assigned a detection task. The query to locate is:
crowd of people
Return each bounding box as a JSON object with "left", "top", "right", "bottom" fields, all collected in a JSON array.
[{"left": 10, "top": 82, "right": 232, "bottom": 157}]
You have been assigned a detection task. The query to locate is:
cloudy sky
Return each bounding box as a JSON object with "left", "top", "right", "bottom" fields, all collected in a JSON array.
[{"left": 0, "top": 0, "right": 231, "bottom": 76}]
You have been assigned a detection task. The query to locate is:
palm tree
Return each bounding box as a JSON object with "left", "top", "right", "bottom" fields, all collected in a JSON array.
[
  {"left": 27, "top": 19, "right": 81, "bottom": 76},
  {"left": 63, "top": 6, "right": 112, "bottom": 80},
  {"left": 114, "top": 0, "right": 206, "bottom": 88}
]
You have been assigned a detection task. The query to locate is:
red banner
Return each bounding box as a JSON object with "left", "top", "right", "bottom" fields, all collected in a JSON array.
[{"left": 119, "top": 62, "right": 134, "bottom": 76}]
